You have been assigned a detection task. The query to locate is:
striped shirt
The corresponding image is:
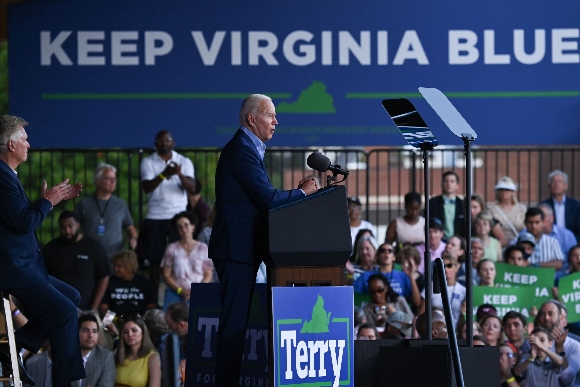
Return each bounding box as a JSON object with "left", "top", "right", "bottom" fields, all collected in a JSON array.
[{"left": 529, "top": 234, "right": 563, "bottom": 265}]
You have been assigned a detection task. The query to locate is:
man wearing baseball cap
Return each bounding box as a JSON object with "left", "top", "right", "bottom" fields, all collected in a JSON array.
[{"left": 383, "top": 311, "right": 413, "bottom": 339}]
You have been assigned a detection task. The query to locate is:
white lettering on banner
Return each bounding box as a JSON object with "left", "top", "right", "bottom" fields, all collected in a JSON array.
[
  {"left": 483, "top": 294, "right": 517, "bottom": 305},
  {"left": 41, "top": 30, "right": 174, "bottom": 66},
  {"left": 280, "top": 330, "right": 344, "bottom": 387},
  {"left": 562, "top": 291, "right": 580, "bottom": 303},
  {"left": 503, "top": 272, "right": 538, "bottom": 285},
  {"left": 40, "top": 28, "right": 579, "bottom": 66},
  {"left": 536, "top": 288, "right": 549, "bottom": 297},
  {"left": 449, "top": 28, "right": 580, "bottom": 65},
  {"left": 573, "top": 279, "right": 580, "bottom": 290}
]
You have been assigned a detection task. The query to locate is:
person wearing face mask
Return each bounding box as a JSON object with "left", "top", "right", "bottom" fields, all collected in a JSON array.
[
  {"left": 43, "top": 211, "right": 111, "bottom": 311},
  {"left": 504, "top": 245, "right": 528, "bottom": 267}
]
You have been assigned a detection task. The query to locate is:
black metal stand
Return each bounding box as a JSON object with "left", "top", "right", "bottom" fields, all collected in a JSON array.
[
  {"left": 420, "top": 142, "right": 434, "bottom": 340},
  {"left": 461, "top": 134, "right": 475, "bottom": 346},
  {"left": 433, "top": 258, "right": 465, "bottom": 387}
]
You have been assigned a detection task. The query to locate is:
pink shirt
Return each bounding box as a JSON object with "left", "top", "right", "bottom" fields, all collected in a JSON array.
[
  {"left": 416, "top": 241, "right": 447, "bottom": 274},
  {"left": 160, "top": 241, "right": 213, "bottom": 290}
]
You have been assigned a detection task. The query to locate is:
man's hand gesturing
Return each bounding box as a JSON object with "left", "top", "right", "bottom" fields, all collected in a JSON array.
[{"left": 42, "top": 179, "right": 83, "bottom": 206}]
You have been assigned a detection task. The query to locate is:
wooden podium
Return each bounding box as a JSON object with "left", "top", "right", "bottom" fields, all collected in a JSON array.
[{"left": 267, "top": 185, "right": 352, "bottom": 286}]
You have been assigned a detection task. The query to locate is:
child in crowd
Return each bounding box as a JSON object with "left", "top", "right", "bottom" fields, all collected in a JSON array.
[
  {"left": 477, "top": 259, "right": 496, "bottom": 287},
  {"left": 474, "top": 211, "right": 502, "bottom": 262},
  {"left": 513, "top": 326, "right": 568, "bottom": 387},
  {"left": 516, "top": 232, "right": 536, "bottom": 261},
  {"left": 504, "top": 245, "right": 528, "bottom": 267}
]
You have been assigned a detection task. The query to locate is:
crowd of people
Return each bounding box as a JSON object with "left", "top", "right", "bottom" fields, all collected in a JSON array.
[
  {"left": 1, "top": 128, "right": 208, "bottom": 387},
  {"left": 3, "top": 106, "right": 580, "bottom": 386},
  {"left": 350, "top": 170, "right": 580, "bottom": 386}
]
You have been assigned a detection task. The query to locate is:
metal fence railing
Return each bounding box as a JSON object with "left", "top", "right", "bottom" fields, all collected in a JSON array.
[{"left": 17, "top": 145, "right": 580, "bottom": 245}]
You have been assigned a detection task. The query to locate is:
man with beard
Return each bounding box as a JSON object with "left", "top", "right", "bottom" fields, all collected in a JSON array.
[
  {"left": 75, "top": 313, "right": 116, "bottom": 387},
  {"left": 140, "top": 130, "right": 196, "bottom": 295},
  {"left": 535, "top": 300, "right": 580, "bottom": 386},
  {"left": 43, "top": 211, "right": 111, "bottom": 311}
]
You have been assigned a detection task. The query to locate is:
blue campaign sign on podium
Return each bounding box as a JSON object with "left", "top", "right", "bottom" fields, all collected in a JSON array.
[{"left": 272, "top": 286, "right": 354, "bottom": 387}]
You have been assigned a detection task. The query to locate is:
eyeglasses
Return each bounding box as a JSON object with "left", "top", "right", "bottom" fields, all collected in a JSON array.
[
  {"left": 378, "top": 248, "right": 394, "bottom": 254},
  {"left": 101, "top": 177, "right": 117, "bottom": 182},
  {"left": 500, "top": 352, "right": 514, "bottom": 359},
  {"left": 369, "top": 287, "right": 386, "bottom": 294},
  {"left": 445, "top": 263, "right": 455, "bottom": 269}
]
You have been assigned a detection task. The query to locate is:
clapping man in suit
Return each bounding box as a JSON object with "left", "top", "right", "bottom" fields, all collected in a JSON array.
[
  {"left": 0, "top": 115, "right": 85, "bottom": 386},
  {"left": 209, "top": 94, "right": 318, "bottom": 386},
  {"left": 541, "top": 170, "right": 580, "bottom": 241}
]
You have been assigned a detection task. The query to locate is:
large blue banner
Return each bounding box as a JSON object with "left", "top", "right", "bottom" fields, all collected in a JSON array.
[{"left": 8, "top": 0, "right": 580, "bottom": 147}]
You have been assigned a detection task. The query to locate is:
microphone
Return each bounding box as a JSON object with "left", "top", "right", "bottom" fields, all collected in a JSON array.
[{"left": 307, "top": 151, "right": 349, "bottom": 176}]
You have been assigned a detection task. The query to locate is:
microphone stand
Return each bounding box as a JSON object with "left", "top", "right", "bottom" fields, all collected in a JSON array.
[
  {"left": 326, "top": 165, "right": 348, "bottom": 187},
  {"left": 420, "top": 142, "right": 435, "bottom": 340}
]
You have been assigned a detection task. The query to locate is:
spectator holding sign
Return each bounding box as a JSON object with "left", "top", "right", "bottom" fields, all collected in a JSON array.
[
  {"left": 504, "top": 245, "right": 528, "bottom": 267},
  {"left": 553, "top": 245, "right": 580, "bottom": 335},
  {"left": 477, "top": 259, "right": 497, "bottom": 287}
]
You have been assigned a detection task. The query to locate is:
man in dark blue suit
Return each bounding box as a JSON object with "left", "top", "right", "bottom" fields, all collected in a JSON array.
[
  {"left": 541, "top": 170, "right": 580, "bottom": 241},
  {"left": 209, "top": 95, "right": 318, "bottom": 386},
  {"left": 428, "top": 171, "right": 465, "bottom": 239},
  {"left": 0, "top": 115, "right": 85, "bottom": 387}
]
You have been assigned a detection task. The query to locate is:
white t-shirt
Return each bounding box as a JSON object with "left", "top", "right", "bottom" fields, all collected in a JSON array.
[
  {"left": 351, "top": 220, "right": 374, "bottom": 248},
  {"left": 140, "top": 150, "right": 194, "bottom": 219}
]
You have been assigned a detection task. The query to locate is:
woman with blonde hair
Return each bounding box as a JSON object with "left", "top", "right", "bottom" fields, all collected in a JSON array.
[
  {"left": 488, "top": 176, "right": 527, "bottom": 246},
  {"left": 115, "top": 314, "right": 161, "bottom": 387}
]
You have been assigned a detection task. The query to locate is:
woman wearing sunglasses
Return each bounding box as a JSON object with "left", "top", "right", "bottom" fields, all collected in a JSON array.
[
  {"left": 419, "top": 252, "right": 466, "bottom": 329},
  {"left": 353, "top": 243, "right": 421, "bottom": 311},
  {"left": 362, "top": 273, "right": 413, "bottom": 331}
]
